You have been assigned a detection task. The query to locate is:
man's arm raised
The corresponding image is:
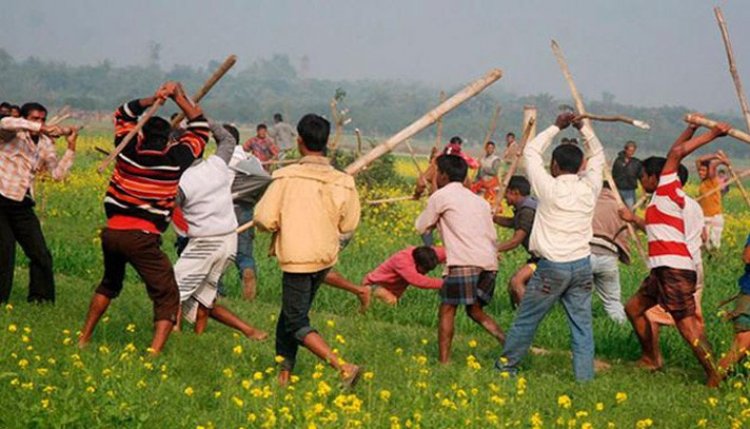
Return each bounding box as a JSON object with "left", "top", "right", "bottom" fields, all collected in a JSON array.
[{"left": 664, "top": 122, "right": 730, "bottom": 174}]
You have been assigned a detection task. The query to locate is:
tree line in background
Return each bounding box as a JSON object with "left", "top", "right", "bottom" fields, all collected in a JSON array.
[{"left": 0, "top": 49, "right": 746, "bottom": 158}]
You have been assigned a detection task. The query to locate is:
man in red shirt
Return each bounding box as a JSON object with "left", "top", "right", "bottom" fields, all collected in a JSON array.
[
  {"left": 363, "top": 246, "right": 446, "bottom": 305},
  {"left": 243, "top": 123, "right": 279, "bottom": 167},
  {"left": 620, "top": 117, "right": 729, "bottom": 386}
]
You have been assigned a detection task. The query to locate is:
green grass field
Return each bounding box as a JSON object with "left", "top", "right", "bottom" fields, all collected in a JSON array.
[{"left": 2, "top": 134, "right": 750, "bottom": 428}]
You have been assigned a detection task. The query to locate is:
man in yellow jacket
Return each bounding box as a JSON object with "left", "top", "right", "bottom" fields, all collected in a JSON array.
[{"left": 254, "top": 113, "right": 362, "bottom": 388}]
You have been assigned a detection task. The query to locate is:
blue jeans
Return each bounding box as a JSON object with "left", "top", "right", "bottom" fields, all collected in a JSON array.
[
  {"left": 619, "top": 189, "right": 636, "bottom": 208},
  {"left": 234, "top": 203, "right": 255, "bottom": 272},
  {"left": 590, "top": 253, "right": 626, "bottom": 324},
  {"left": 496, "top": 256, "right": 595, "bottom": 381}
]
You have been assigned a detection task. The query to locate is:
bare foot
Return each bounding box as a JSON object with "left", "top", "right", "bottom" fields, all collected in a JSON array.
[
  {"left": 278, "top": 370, "right": 291, "bottom": 387},
  {"left": 341, "top": 364, "right": 362, "bottom": 390},
  {"left": 246, "top": 329, "right": 269, "bottom": 341},
  {"left": 635, "top": 356, "right": 663, "bottom": 372},
  {"left": 358, "top": 287, "right": 371, "bottom": 314}
]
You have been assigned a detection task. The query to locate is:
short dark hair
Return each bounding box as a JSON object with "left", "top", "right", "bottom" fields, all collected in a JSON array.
[
  {"left": 641, "top": 156, "right": 687, "bottom": 184},
  {"left": 223, "top": 124, "right": 240, "bottom": 145},
  {"left": 0, "top": 102, "right": 11, "bottom": 109},
  {"left": 20, "top": 102, "right": 47, "bottom": 119},
  {"left": 640, "top": 156, "right": 666, "bottom": 178},
  {"left": 436, "top": 154, "right": 468, "bottom": 182},
  {"left": 9, "top": 105, "right": 20, "bottom": 112},
  {"left": 274, "top": 113, "right": 283, "bottom": 122},
  {"left": 625, "top": 140, "right": 637, "bottom": 149},
  {"left": 412, "top": 246, "right": 440, "bottom": 272},
  {"left": 297, "top": 114, "right": 330, "bottom": 152},
  {"left": 551, "top": 144, "right": 584, "bottom": 174},
  {"left": 449, "top": 136, "right": 463, "bottom": 145},
  {"left": 257, "top": 123, "right": 267, "bottom": 131},
  {"left": 699, "top": 160, "right": 711, "bottom": 169},
  {"left": 142, "top": 116, "right": 171, "bottom": 149},
  {"left": 486, "top": 141, "right": 496, "bottom": 147},
  {"left": 506, "top": 132, "right": 515, "bottom": 138},
  {"left": 507, "top": 175, "right": 531, "bottom": 196}
]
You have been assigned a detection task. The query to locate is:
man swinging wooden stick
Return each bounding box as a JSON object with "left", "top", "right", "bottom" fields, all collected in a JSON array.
[{"left": 78, "top": 81, "right": 210, "bottom": 355}]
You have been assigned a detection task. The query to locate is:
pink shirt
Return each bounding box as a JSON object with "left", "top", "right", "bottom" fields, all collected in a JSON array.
[
  {"left": 363, "top": 246, "right": 446, "bottom": 298},
  {"left": 415, "top": 182, "right": 498, "bottom": 271}
]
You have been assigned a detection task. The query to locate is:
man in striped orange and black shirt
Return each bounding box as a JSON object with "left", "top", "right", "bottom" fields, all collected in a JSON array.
[{"left": 78, "top": 81, "right": 210, "bottom": 354}]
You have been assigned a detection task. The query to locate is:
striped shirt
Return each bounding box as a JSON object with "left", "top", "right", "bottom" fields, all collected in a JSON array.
[
  {"left": 644, "top": 171, "right": 694, "bottom": 271},
  {"left": 104, "top": 100, "right": 210, "bottom": 234},
  {"left": 0, "top": 117, "right": 75, "bottom": 201}
]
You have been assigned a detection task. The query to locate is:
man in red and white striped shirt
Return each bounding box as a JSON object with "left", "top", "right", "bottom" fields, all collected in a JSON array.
[{"left": 620, "top": 118, "right": 730, "bottom": 386}]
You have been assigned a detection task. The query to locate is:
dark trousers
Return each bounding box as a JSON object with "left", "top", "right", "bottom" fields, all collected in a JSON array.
[
  {"left": 96, "top": 228, "right": 179, "bottom": 322},
  {"left": 276, "top": 269, "right": 330, "bottom": 371},
  {"left": 0, "top": 194, "right": 55, "bottom": 303}
]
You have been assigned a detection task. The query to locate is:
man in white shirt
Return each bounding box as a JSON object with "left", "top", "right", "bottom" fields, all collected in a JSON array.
[{"left": 496, "top": 112, "right": 604, "bottom": 381}]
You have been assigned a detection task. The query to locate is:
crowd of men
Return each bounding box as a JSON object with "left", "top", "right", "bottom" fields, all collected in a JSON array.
[{"left": 1, "top": 82, "right": 750, "bottom": 389}]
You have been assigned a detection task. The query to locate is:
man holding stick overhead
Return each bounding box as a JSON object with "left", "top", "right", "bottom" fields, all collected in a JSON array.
[
  {"left": 696, "top": 151, "right": 729, "bottom": 250},
  {"left": 619, "top": 119, "right": 729, "bottom": 386},
  {"left": 78, "top": 82, "right": 210, "bottom": 354},
  {"left": 0, "top": 103, "right": 77, "bottom": 303},
  {"left": 496, "top": 112, "right": 604, "bottom": 381}
]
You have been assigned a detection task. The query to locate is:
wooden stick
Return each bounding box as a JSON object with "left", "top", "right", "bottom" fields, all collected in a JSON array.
[
  {"left": 97, "top": 98, "right": 165, "bottom": 173},
  {"left": 404, "top": 140, "right": 424, "bottom": 176},
  {"left": 697, "top": 168, "right": 750, "bottom": 201},
  {"left": 171, "top": 55, "right": 237, "bottom": 127},
  {"left": 684, "top": 114, "right": 750, "bottom": 144},
  {"left": 495, "top": 106, "right": 537, "bottom": 212},
  {"left": 633, "top": 194, "right": 650, "bottom": 210},
  {"left": 576, "top": 113, "right": 650, "bottom": 130},
  {"left": 715, "top": 7, "right": 750, "bottom": 133},
  {"left": 355, "top": 128, "right": 363, "bottom": 157},
  {"left": 236, "top": 220, "right": 255, "bottom": 234},
  {"left": 47, "top": 113, "right": 71, "bottom": 127},
  {"left": 47, "top": 105, "right": 70, "bottom": 125},
  {"left": 366, "top": 195, "right": 416, "bottom": 205},
  {"left": 344, "top": 69, "right": 503, "bottom": 176},
  {"left": 482, "top": 105, "right": 503, "bottom": 145},
  {"left": 726, "top": 161, "right": 750, "bottom": 209},
  {"left": 94, "top": 146, "right": 111, "bottom": 156},
  {"left": 551, "top": 39, "right": 647, "bottom": 263},
  {"left": 262, "top": 158, "right": 298, "bottom": 166},
  {"left": 433, "top": 91, "right": 446, "bottom": 151}
]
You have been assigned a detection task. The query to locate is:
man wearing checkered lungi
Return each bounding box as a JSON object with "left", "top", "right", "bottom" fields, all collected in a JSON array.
[{"left": 416, "top": 154, "right": 505, "bottom": 364}]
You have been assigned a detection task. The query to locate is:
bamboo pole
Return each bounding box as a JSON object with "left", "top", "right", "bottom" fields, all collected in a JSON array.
[
  {"left": 725, "top": 161, "right": 750, "bottom": 209},
  {"left": 576, "top": 113, "right": 650, "bottom": 130},
  {"left": 551, "top": 39, "right": 647, "bottom": 263},
  {"left": 47, "top": 113, "right": 71, "bottom": 127},
  {"left": 433, "top": 91, "right": 446, "bottom": 151},
  {"left": 495, "top": 106, "right": 537, "bottom": 212},
  {"left": 97, "top": 98, "right": 165, "bottom": 173},
  {"left": 366, "top": 195, "right": 416, "bottom": 205},
  {"left": 171, "top": 55, "right": 237, "bottom": 127},
  {"left": 328, "top": 98, "right": 343, "bottom": 151},
  {"left": 482, "top": 105, "right": 503, "bottom": 145},
  {"left": 715, "top": 7, "right": 750, "bottom": 133},
  {"left": 697, "top": 168, "right": 750, "bottom": 201},
  {"left": 236, "top": 220, "right": 255, "bottom": 234},
  {"left": 355, "top": 128, "right": 363, "bottom": 157},
  {"left": 404, "top": 140, "right": 425, "bottom": 176},
  {"left": 683, "top": 114, "right": 750, "bottom": 144},
  {"left": 345, "top": 69, "right": 503, "bottom": 176}
]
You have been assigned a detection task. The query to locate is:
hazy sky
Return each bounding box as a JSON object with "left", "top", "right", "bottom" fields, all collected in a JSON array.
[{"left": 2, "top": 0, "right": 749, "bottom": 112}]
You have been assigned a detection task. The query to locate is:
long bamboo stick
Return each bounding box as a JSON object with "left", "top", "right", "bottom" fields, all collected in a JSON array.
[
  {"left": 97, "top": 98, "right": 165, "bottom": 173},
  {"left": 404, "top": 140, "right": 424, "bottom": 176},
  {"left": 483, "top": 105, "right": 503, "bottom": 145},
  {"left": 715, "top": 7, "right": 750, "bottom": 133},
  {"left": 495, "top": 106, "right": 537, "bottom": 212},
  {"left": 47, "top": 113, "right": 71, "bottom": 127},
  {"left": 551, "top": 39, "right": 647, "bottom": 263},
  {"left": 434, "top": 91, "right": 446, "bottom": 151},
  {"left": 328, "top": 98, "right": 343, "bottom": 151},
  {"left": 697, "top": 169, "right": 750, "bottom": 201},
  {"left": 236, "top": 220, "right": 255, "bottom": 234},
  {"left": 366, "top": 195, "right": 416, "bottom": 205},
  {"left": 355, "top": 128, "right": 363, "bottom": 157},
  {"left": 725, "top": 162, "right": 750, "bottom": 209},
  {"left": 344, "top": 69, "right": 503, "bottom": 176},
  {"left": 171, "top": 55, "right": 237, "bottom": 127},
  {"left": 683, "top": 114, "right": 750, "bottom": 144},
  {"left": 576, "top": 113, "right": 650, "bottom": 130}
]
